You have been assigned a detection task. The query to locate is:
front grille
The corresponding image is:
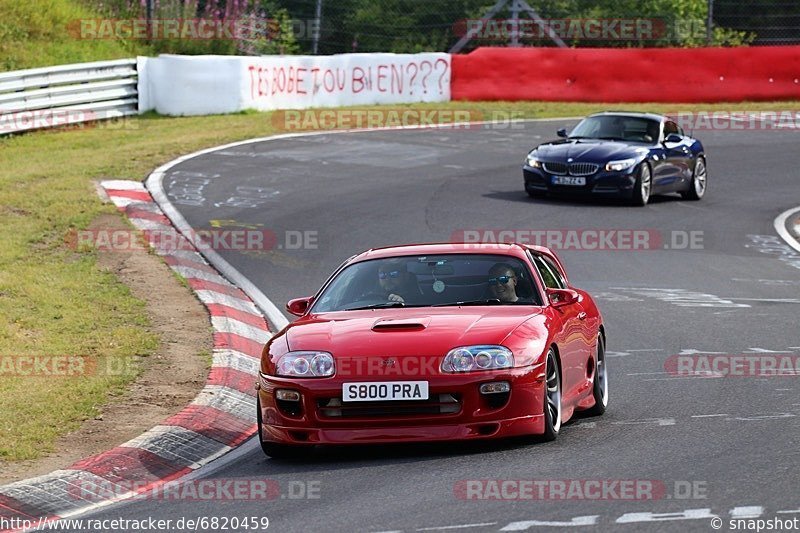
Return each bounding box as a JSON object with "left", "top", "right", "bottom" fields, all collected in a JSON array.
[
  {"left": 542, "top": 161, "right": 599, "bottom": 176},
  {"left": 542, "top": 162, "right": 567, "bottom": 175},
  {"left": 568, "top": 162, "right": 600, "bottom": 176},
  {"left": 317, "top": 394, "right": 461, "bottom": 418}
]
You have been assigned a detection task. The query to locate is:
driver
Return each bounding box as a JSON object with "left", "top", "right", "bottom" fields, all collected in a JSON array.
[
  {"left": 487, "top": 263, "right": 520, "bottom": 303},
  {"left": 377, "top": 259, "right": 422, "bottom": 304}
]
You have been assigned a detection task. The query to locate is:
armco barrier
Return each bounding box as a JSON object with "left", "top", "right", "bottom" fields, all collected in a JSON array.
[
  {"left": 0, "top": 59, "right": 138, "bottom": 134},
  {"left": 451, "top": 47, "right": 800, "bottom": 103}
]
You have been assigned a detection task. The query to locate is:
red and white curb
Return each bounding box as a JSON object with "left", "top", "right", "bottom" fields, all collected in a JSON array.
[{"left": 0, "top": 180, "right": 271, "bottom": 531}]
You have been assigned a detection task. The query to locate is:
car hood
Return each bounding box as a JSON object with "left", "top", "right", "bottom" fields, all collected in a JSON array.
[
  {"left": 285, "top": 307, "right": 543, "bottom": 357},
  {"left": 534, "top": 139, "right": 646, "bottom": 162}
]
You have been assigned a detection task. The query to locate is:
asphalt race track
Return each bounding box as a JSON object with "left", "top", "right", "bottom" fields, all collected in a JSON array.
[{"left": 52, "top": 121, "right": 800, "bottom": 531}]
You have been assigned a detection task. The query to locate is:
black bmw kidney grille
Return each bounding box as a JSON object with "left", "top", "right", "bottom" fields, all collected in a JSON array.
[
  {"left": 542, "top": 161, "right": 568, "bottom": 175},
  {"left": 542, "top": 162, "right": 599, "bottom": 176},
  {"left": 317, "top": 394, "right": 461, "bottom": 418},
  {"left": 568, "top": 162, "right": 600, "bottom": 176}
]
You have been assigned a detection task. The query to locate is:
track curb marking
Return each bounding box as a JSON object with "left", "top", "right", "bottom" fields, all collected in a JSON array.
[
  {"left": 0, "top": 182, "right": 269, "bottom": 532},
  {"left": 774, "top": 206, "right": 800, "bottom": 254}
]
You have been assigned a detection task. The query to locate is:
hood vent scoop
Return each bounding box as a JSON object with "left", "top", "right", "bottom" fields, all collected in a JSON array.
[{"left": 371, "top": 317, "right": 431, "bottom": 331}]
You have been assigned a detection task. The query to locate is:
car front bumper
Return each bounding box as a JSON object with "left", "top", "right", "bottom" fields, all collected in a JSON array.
[
  {"left": 523, "top": 165, "right": 638, "bottom": 198},
  {"left": 258, "top": 367, "right": 546, "bottom": 446}
]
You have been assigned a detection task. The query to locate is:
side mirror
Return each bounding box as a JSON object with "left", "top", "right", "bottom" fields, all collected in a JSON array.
[
  {"left": 557, "top": 128, "right": 568, "bottom": 138},
  {"left": 286, "top": 296, "right": 314, "bottom": 316},
  {"left": 664, "top": 133, "right": 682, "bottom": 144},
  {"left": 546, "top": 288, "right": 579, "bottom": 308}
]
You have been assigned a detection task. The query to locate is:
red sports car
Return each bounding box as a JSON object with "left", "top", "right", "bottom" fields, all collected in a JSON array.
[{"left": 257, "top": 243, "right": 607, "bottom": 458}]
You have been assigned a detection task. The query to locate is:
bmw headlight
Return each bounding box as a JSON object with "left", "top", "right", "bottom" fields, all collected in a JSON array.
[
  {"left": 525, "top": 151, "right": 542, "bottom": 168},
  {"left": 605, "top": 158, "right": 637, "bottom": 172},
  {"left": 441, "top": 346, "right": 514, "bottom": 373},
  {"left": 275, "top": 351, "right": 335, "bottom": 377}
]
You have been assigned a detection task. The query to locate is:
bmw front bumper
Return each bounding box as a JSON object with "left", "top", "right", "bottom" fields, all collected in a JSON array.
[{"left": 523, "top": 165, "right": 638, "bottom": 198}]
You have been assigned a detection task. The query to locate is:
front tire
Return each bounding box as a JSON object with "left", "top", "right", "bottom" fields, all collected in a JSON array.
[
  {"left": 584, "top": 335, "right": 608, "bottom": 416},
  {"left": 630, "top": 163, "right": 652, "bottom": 206},
  {"left": 681, "top": 156, "right": 706, "bottom": 200},
  {"left": 540, "top": 349, "right": 562, "bottom": 441}
]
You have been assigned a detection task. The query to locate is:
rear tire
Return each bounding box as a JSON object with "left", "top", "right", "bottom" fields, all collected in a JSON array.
[
  {"left": 257, "top": 396, "right": 306, "bottom": 460},
  {"left": 630, "top": 163, "right": 652, "bottom": 206},
  {"left": 539, "top": 349, "right": 562, "bottom": 441},
  {"left": 681, "top": 156, "right": 706, "bottom": 200},
  {"left": 584, "top": 335, "right": 608, "bottom": 416}
]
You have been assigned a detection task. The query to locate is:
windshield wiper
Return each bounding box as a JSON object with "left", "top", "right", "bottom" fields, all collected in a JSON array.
[
  {"left": 596, "top": 136, "right": 624, "bottom": 141},
  {"left": 343, "top": 302, "right": 407, "bottom": 311},
  {"left": 432, "top": 299, "right": 502, "bottom": 307},
  {"left": 343, "top": 302, "right": 428, "bottom": 311}
]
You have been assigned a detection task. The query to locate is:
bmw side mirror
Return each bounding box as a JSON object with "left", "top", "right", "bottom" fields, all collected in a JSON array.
[
  {"left": 287, "top": 296, "right": 314, "bottom": 316},
  {"left": 556, "top": 128, "right": 568, "bottom": 138},
  {"left": 664, "top": 133, "right": 682, "bottom": 144}
]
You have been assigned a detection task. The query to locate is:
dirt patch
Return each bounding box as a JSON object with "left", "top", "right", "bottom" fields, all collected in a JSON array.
[{"left": 0, "top": 212, "right": 211, "bottom": 485}]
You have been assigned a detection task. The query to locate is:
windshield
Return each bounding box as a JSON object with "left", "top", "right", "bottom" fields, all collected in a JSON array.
[
  {"left": 569, "top": 115, "right": 660, "bottom": 143},
  {"left": 311, "top": 254, "right": 543, "bottom": 312}
]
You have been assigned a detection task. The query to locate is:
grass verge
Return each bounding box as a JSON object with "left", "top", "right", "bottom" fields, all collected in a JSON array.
[{"left": 0, "top": 99, "right": 796, "bottom": 462}]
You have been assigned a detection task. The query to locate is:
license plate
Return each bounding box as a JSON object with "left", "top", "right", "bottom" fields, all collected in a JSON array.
[
  {"left": 342, "top": 381, "right": 429, "bottom": 402},
  {"left": 552, "top": 176, "right": 586, "bottom": 186}
]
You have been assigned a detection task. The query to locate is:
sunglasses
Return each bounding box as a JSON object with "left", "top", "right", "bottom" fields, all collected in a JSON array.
[
  {"left": 378, "top": 270, "right": 401, "bottom": 279},
  {"left": 488, "top": 275, "right": 515, "bottom": 286}
]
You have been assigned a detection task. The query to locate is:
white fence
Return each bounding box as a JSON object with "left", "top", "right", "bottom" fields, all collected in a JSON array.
[{"left": 0, "top": 59, "right": 138, "bottom": 135}]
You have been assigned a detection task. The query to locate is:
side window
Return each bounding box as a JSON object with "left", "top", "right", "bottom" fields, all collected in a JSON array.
[
  {"left": 541, "top": 256, "right": 567, "bottom": 288},
  {"left": 531, "top": 254, "right": 565, "bottom": 290}
]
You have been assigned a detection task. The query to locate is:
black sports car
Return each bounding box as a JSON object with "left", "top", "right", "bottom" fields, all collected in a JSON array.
[{"left": 522, "top": 112, "right": 707, "bottom": 206}]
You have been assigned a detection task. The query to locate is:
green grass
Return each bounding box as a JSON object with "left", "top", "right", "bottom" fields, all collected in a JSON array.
[
  {"left": 1, "top": 99, "right": 798, "bottom": 462},
  {"left": 0, "top": 0, "right": 150, "bottom": 72}
]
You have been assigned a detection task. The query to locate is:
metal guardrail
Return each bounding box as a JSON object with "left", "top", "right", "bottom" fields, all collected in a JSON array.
[{"left": 0, "top": 58, "right": 138, "bottom": 135}]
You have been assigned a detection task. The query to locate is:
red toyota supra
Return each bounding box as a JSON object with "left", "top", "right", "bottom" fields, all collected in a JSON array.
[{"left": 257, "top": 243, "right": 607, "bottom": 458}]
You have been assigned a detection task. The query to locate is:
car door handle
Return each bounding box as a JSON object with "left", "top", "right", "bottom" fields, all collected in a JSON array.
[{"left": 578, "top": 311, "right": 587, "bottom": 320}]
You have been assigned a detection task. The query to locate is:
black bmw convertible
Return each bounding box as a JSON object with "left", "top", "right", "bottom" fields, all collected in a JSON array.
[{"left": 522, "top": 112, "right": 707, "bottom": 206}]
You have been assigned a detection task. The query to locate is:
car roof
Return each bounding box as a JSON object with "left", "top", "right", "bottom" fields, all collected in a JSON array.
[
  {"left": 587, "top": 111, "right": 664, "bottom": 122},
  {"left": 348, "top": 242, "right": 552, "bottom": 263}
]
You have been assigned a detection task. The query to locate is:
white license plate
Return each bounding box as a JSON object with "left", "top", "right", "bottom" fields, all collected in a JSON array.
[
  {"left": 342, "top": 381, "right": 429, "bottom": 402},
  {"left": 552, "top": 176, "right": 586, "bottom": 186}
]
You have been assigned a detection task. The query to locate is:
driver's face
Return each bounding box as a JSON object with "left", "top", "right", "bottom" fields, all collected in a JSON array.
[
  {"left": 378, "top": 268, "right": 403, "bottom": 291},
  {"left": 488, "top": 271, "right": 517, "bottom": 302}
]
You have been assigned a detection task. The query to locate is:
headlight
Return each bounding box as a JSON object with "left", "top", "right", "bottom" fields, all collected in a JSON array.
[
  {"left": 275, "top": 351, "right": 335, "bottom": 377},
  {"left": 441, "top": 346, "right": 514, "bottom": 373},
  {"left": 525, "top": 152, "right": 542, "bottom": 168},
  {"left": 605, "top": 158, "right": 637, "bottom": 172}
]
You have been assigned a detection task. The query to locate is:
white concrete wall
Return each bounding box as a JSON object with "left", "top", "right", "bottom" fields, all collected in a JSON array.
[{"left": 138, "top": 53, "right": 451, "bottom": 116}]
